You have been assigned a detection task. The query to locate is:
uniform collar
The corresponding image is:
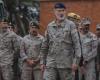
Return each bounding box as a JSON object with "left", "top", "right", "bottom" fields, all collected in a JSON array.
[
  {"left": 2, "top": 31, "right": 9, "bottom": 36},
  {"left": 80, "top": 31, "right": 90, "bottom": 37},
  {"left": 51, "top": 19, "right": 66, "bottom": 28},
  {"left": 29, "top": 34, "right": 40, "bottom": 38}
]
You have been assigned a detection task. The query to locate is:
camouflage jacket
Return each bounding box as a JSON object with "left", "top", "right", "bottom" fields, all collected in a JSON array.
[{"left": 40, "top": 19, "right": 81, "bottom": 68}]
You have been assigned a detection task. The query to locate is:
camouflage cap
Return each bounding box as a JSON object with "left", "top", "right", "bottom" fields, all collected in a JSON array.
[
  {"left": 81, "top": 17, "right": 91, "bottom": 26},
  {"left": 77, "top": 15, "right": 81, "bottom": 20},
  {"left": 96, "top": 24, "right": 100, "bottom": 29},
  {"left": 67, "top": 12, "right": 81, "bottom": 20},
  {"left": 67, "top": 13, "right": 76, "bottom": 18}
]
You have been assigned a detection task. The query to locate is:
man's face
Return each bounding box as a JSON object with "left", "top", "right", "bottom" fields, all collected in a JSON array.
[
  {"left": 81, "top": 24, "right": 90, "bottom": 34},
  {"left": 0, "top": 22, "right": 8, "bottom": 33},
  {"left": 54, "top": 8, "right": 66, "bottom": 21},
  {"left": 96, "top": 28, "right": 100, "bottom": 37},
  {"left": 8, "top": 26, "right": 14, "bottom": 31},
  {"left": 29, "top": 26, "right": 38, "bottom": 36}
]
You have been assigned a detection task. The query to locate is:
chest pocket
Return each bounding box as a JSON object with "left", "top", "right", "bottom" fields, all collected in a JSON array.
[
  {"left": 63, "top": 28, "right": 71, "bottom": 39},
  {"left": 83, "top": 38, "right": 92, "bottom": 51},
  {"left": 2, "top": 37, "right": 12, "bottom": 49},
  {"left": 28, "top": 40, "right": 41, "bottom": 58}
]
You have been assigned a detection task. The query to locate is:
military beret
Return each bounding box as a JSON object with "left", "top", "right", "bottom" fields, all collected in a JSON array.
[
  {"left": 81, "top": 17, "right": 91, "bottom": 26},
  {"left": 8, "top": 22, "right": 16, "bottom": 29},
  {"left": 54, "top": 3, "right": 66, "bottom": 9},
  {"left": 96, "top": 24, "right": 100, "bottom": 29},
  {"left": 29, "top": 21, "right": 39, "bottom": 29}
]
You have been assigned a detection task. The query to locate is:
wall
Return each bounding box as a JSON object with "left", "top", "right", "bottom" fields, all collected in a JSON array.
[{"left": 40, "top": 0, "right": 100, "bottom": 34}]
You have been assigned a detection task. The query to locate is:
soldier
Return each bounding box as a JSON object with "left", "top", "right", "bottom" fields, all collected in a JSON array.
[
  {"left": 96, "top": 24, "right": 100, "bottom": 80},
  {"left": 40, "top": 3, "right": 81, "bottom": 80},
  {"left": 8, "top": 23, "right": 23, "bottom": 80},
  {"left": 0, "top": 21, "right": 19, "bottom": 80},
  {"left": 20, "top": 21, "right": 43, "bottom": 80},
  {"left": 79, "top": 17, "right": 97, "bottom": 80},
  {"left": 67, "top": 12, "right": 81, "bottom": 80}
]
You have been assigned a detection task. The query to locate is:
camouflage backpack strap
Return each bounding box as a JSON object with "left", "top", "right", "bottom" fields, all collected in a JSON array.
[
  {"left": 69, "top": 25, "right": 75, "bottom": 54},
  {"left": 69, "top": 24, "right": 83, "bottom": 66}
]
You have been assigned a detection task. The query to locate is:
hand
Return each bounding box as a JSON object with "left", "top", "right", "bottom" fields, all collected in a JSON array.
[
  {"left": 40, "top": 64, "right": 46, "bottom": 72},
  {"left": 80, "top": 66, "right": 85, "bottom": 74},
  {"left": 26, "top": 59, "right": 36, "bottom": 66},
  {"left": 72, "top": 64, "right": 78, "bottom": 71},
  {"left": 34, "top": 59, "right": 40, "bottom": 63},
  {"left": 83, "top": 61, "right": 88, "bottom": 66}
]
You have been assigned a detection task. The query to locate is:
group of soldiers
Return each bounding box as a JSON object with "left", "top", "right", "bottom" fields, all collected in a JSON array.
[{"left": 0, "top": 2, "right": 100, "bottom": 80}]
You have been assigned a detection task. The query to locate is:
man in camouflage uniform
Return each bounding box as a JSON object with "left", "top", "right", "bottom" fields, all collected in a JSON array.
[
  {"left": 20, "top": 21, "right": 43, "bottom": 80},
  {"left": 96, "top": 24, "right": 100, "bottom": 80},
  {"left": 79, "top": 17, "right": 97, "bottom": 80},
  {"left": 67, "top": 12, "right": 81, "bottom": 80},
  {"left": 0, "top": 21, "right": 19, "bottom": 80},
  {"left": 8, "top": 24, "right": 23, "bottom": 80},
  {"left": 40, "top": 3, "right": 81, "bottom": 80}
]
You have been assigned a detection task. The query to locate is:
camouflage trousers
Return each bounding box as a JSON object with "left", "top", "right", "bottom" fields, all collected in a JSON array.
[
  {"left": 43, "top": 67, "right": 72, "bottom": 80},
  {"left": 21, "top": 62, "right": 42, "bottom": 80},
  {"left": 79, "top": 60, "right": 96, "bottom": 80},
  {"left": 0, "top": 64, "right": 13, "bottom": 80}
]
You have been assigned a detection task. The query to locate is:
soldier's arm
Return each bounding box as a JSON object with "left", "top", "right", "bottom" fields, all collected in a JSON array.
[
  {"left": 11, "top": 35, "right": 20, "bottom": 53},
  {"left": 97, "top": 42, "right": 100, "bottom": 64},
  {"left": 20, "top": 39, "right": 28, "bottom": 62},
  {"left": 70, "top": 23, "right": 81, "bottom": 65},
  {"left": 11, "top": 34, "right": 21, "bottom": 66},
  {"left": 39, "top": 29, "right": 49, "bottom": 65},
  {"left": 36, "top": 36, "right": 44, "bottom": 62},
  {"left": 84, "top": 36, "right": 97, "bottom": 62},
  {"left": 10, "top": 33, "right": 20, "bottom": 61}
]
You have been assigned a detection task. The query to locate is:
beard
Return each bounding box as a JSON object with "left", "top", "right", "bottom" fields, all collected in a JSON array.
[
  {"left": 83, "top": 27, "right": 89, "bottom": 34},
  {"left": 56, "top": 14, "right": 65, "bottom": 21},
  {"left": 32, "top": 31, "right": 38, "bottom": 36},
  {"left": 84, "top": 30, "right": 88, "bottom": 33}
]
